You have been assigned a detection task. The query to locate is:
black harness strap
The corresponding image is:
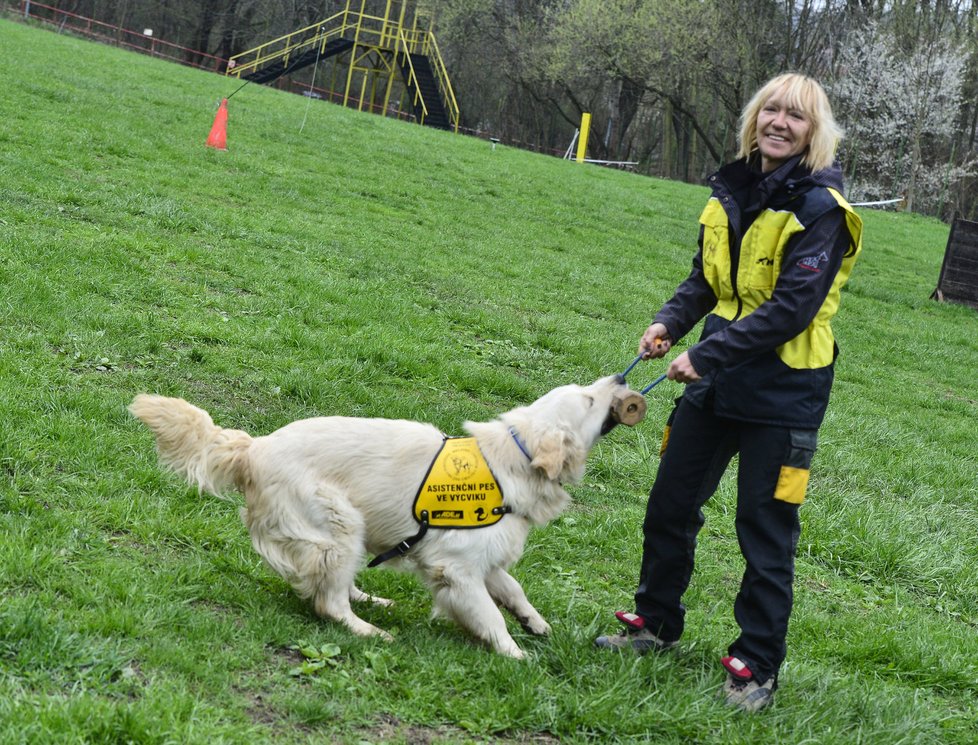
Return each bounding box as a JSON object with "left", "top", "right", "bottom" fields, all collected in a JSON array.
[
  {"left": 367, "top": 510, "right": 430, "bottom": 568},
  {"left": 367, "top": 431, "right": 528, "bottom": 568},
  {"left": 367, "top": 503, "right": 514, "bottom": 567}
]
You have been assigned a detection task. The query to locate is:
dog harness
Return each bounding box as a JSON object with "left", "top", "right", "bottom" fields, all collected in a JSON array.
[
  {"left": 368, "top": 434, "right": 521, "bottom": 567},
  {"left": 413, "top": 437, "right": 508, "bottom": 527}
]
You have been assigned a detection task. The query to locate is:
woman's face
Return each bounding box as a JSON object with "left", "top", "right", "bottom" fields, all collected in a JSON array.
[{"left": 755, "top": 93, "right": 812, "bottom": 172}]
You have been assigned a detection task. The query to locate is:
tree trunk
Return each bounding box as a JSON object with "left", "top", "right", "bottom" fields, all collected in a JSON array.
[{"left": 191, "top": 2, "right": 220, "bottom": 66}]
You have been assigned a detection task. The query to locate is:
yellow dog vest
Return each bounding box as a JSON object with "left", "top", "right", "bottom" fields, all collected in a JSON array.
[{"left": 413, "top": 437, "right": 507, "bottom": 528}]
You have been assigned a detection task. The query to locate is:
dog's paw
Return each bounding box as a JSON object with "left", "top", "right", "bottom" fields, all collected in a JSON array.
[
  {"left": 350, "top": 586, "right": 394, "bottom": 607},
  {"left": 519, "top": 615, "right": 551, "bottom": 636},
  {"left": 499, "top": 644, "right": 525, "bottom": 660},
  {"left": 360, "top": 624, "right": 395, "bottom": 643},
  {"left": 344, "top": 617, "right": 395, "bottom": 642}
]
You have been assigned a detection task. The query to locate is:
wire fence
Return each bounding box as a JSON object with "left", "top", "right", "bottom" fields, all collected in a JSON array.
[
  {"left": 3, "top": 0, "right": 581, "bottom": 162},
  {"left": 9, "top": 0, "right": 228, "bottom": 72}
]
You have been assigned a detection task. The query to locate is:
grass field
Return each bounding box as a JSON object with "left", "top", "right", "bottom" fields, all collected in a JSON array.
[{"left": 2, "top": 15, "right": 977, "bottom": 744}]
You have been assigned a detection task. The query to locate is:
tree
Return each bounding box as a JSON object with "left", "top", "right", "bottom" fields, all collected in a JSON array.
[
  {"left": 829, "top": 17, "right": 975, "bottom": 217},
  {"left": 31, "top": 0, "right": 978, "bottom": 218}
]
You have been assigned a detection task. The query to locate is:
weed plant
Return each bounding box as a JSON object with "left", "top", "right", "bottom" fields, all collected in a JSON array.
[{"left": 1, "top": 16, "right": 976, "bottom": 745}]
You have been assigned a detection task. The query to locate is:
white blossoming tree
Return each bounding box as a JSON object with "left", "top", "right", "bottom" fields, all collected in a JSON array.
[{"left": 829, "top": 19, "right": 976, "bottom": 217}]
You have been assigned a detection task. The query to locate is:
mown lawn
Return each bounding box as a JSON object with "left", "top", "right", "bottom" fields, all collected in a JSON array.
[{"left": 1, "top": 15, "right": 976, "bottom": 745}]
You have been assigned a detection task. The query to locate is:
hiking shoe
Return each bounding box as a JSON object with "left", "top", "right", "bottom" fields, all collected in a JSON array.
[
  {"left": 594, "top": 611, "right": 678, "bottom": 654},
  {"left": 721, "top": 656, "right": 775, "bottom": 712}
]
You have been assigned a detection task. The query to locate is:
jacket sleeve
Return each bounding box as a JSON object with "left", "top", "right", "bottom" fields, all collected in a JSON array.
[
  {"left": 652, "top": 225, "right": 719, "bottom": 341},
  {"left": 686, "top": 207, "right": 849, "bottom": 375}
]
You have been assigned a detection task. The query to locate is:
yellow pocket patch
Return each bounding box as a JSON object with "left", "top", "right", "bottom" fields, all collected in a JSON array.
[
  {"left": 659, "top": 425, "right": 671, "bottom": 457},
  {"left": 775, "top": 465, "right": 810, "bottom": 504}
]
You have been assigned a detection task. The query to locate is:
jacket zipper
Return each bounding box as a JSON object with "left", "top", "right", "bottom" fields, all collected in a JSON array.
[{"left": 718, "top": 189, "right": 744, "bottom": 321}]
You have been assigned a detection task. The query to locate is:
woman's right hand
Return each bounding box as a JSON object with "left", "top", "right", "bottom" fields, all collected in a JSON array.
[{"left": 640, "top": 323, "right": 672, "bottom": 359}]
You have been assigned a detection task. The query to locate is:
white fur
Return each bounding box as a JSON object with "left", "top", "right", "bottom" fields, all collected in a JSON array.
[{"left": 129, "top": 375, "right": 627, "bottom": 658}]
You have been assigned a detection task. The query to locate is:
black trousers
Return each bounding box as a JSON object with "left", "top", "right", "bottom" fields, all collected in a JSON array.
[{"left": 634, "top": 396, "right": 814, "bottom": 684}]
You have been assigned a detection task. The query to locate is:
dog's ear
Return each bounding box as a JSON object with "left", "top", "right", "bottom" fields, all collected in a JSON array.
[{"left": 531, "top": 429, "right": 582, "bottom": 481}]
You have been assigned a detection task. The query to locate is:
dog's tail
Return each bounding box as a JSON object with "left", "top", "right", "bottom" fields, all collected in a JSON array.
[{"left": 129, "top": 394, "right": 253, "bottom": 498}]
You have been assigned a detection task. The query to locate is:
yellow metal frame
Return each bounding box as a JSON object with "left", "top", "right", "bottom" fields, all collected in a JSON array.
[{"left": 227, "top": 0, "right": 460, "bottom": 132}]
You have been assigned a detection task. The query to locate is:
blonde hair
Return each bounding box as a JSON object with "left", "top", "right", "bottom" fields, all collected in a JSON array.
[{"left": 738, "top": 73, "right": 843, "bottom": 172}]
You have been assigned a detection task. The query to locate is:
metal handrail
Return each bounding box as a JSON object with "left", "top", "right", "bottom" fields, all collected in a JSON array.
[
  {"left": 229, "top": 9, "right": 411, "bottom": 77},
  {"left": 227, "top": 13, "right": 347, "bottom": 77},
  {"left": 422, "top": 33, "right": 460, "bottom": 132},
  {"left": 226, "top": 1, "right": 460, "bottom": 132},
  {"left": 396, "top": 28, "right": 428, "bottom": 122}
]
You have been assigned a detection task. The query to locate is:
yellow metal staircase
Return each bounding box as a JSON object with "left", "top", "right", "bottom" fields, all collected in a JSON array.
[{"left": 226, "top": 0, "right": 460, "bottom": 131}]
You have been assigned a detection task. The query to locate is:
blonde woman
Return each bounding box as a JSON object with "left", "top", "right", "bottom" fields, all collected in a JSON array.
[{"left": 597, "top": 74, "right": 863, "bottom": 712}]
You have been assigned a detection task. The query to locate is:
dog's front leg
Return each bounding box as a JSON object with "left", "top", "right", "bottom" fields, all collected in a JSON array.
[
  {"left": 485, "top": 567, "right": 551, "bottom": 636},
  {"left": 431, "top": 569, "right": 524, "bottom": 659},
  {"left": 350, "top": 584, "right": 393, "bottom": 607}
]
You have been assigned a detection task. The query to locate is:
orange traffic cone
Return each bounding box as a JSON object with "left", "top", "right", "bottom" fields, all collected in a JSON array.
[{"left": 206, "top": 98, "right": 228, "bottom": 150}]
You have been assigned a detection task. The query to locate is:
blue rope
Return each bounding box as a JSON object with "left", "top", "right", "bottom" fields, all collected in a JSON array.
[
  {"left": 622, "top": 354, "right": 668, "bottom": 395},
  {"left": 621, "top": 354, "right": 644, "bottom": 378},
  {"left": 640, "top": 373, "right": 668, "bottom": 395}
]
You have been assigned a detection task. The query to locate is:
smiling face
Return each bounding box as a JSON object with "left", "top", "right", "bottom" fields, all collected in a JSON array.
[{"left": 755, "top": 93, "right": 813, "bottom": 172}]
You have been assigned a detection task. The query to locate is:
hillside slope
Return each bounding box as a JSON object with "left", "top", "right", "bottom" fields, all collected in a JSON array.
[{"left": 1, "top": 17, "right": 975, "bottom": 745}]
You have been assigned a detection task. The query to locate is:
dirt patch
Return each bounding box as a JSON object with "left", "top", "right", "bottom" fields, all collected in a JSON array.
[
  {"left": 356, "top": 714, "right": 561, "bottom": 745},
  {"left": 245, "top": 692, "right": 280, "bottom": 727}
]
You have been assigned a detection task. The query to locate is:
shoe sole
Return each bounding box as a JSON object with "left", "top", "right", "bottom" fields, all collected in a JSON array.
[
  {"left": 723, "top": 682, "right": 773, "bottom": 712},
  {"left": 594, "top": 636, "right": 677, "bottom": 654}
]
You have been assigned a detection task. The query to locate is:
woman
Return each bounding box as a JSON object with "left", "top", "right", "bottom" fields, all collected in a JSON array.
[{"left": 596, "top": 73, "right": 862, "bottom": 712}]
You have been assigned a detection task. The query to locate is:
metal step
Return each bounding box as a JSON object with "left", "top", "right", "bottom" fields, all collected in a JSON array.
[{"left": 244, "top": 38, "right": 354, "bottom": 84}]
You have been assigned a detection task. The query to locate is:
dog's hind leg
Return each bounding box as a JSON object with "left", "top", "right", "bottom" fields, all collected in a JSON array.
[
  {"left": 430, "top": 567, "right": 524, "bottom": 659},
  {"left": 485, "top": 567, "right": 551, "bottom": 636},
  {"left": 312, "top": 549, "right": 394, "bottom": 641},
  {"left": 247, "top": 486, "right": 393, "bottom": 641},
  {"left": 350, "top": 585, "right": 393, "bottom": 607},
  {"left": 306, "top": 494, "right": 394, "bottom": 641}
]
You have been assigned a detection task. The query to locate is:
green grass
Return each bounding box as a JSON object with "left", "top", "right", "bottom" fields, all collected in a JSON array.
[{"left": 2, "top": 16, "right": 977, "bottom": 744}]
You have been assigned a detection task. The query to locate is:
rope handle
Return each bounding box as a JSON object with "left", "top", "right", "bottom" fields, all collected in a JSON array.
[
  {"left": 622, "top": 354, "right": 669, "bottom": 395},
  {"left": 640, "top": 373, "right": 667, "bottom": 395}
]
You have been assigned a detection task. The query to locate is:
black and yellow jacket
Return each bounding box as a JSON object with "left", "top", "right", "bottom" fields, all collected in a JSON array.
[{"left": 654, "top": 153, "right": 862, "bottom": 428}]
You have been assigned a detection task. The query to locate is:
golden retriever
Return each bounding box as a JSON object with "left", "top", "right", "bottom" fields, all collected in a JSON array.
[{"left": 130, "top": 375, "right": 636, "bottom": 658}]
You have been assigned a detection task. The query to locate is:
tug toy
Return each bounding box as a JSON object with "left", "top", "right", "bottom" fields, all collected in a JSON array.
[{"left": 610, "top": 353, "right": 670, "bottom": 426}]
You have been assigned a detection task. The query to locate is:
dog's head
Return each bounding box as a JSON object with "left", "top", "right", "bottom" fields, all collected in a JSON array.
[{"left": 496, "top": 374, "right": 632, "bottom": 483}]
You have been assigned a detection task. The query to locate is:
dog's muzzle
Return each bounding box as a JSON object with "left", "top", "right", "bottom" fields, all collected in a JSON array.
[
  {"left": 600, "top": 412, "right": 619, "bottom": 436},
  {"left": 602, "top": 381, "right": 648, "bottom": 434}
]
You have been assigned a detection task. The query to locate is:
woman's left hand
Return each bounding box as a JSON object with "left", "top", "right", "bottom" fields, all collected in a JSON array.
[{"left": 667, "top": 351, "right": 701, "bottom": 383}]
